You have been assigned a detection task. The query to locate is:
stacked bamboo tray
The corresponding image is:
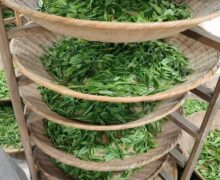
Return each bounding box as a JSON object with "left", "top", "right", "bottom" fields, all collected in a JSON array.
[{"left": 1, "top": 0, "right": 220, "bottom": 179}]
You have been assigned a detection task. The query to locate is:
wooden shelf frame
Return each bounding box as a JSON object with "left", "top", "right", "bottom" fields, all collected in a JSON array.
[
  {"left": 0, "top": 4, "right": 220, "bottom": 180},
  {"left": 0, "top": 8, "right": 38, "bottom": 180},
  {"left": 159, "top": 59, "right": 220, "bottom": 179}
]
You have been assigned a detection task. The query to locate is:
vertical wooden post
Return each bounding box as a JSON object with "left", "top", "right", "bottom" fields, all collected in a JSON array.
[
  {"left": 15, "top": 11, "right": 22, "bottom": 26},
  {"left": 181, "top": 77, "right": 220, "bottom": 180},
  {"left": 0, "top": 8, "right": 38, "bottom": 180}
]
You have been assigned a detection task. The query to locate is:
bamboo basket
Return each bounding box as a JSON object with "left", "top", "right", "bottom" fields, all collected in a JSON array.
[
  {"left": 11, "top": 32, "right": 219, "bottom": 103},
  {"left": 0, "top": 99, "right": 24, "bottom": 156},
  {"left": 34, "top": 148, "right": 171, "bottom": 180},
  {"left": 1, "top": 0, "right": 220, "bottom": 43},
  {"left": 30, "top": 119, "right": 181, "bottom": 172},
  {"left": 19, "top": 82, "right": 185, "bottom": 131}
]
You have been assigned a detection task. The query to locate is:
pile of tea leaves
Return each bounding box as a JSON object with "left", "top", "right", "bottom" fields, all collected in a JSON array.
[
  {"left": 45, "top": 120, "right": 162, "bottom": 179},
  {"left": 52, "top": 159, "right": 141, "bottom": 180},
  {"left": 40, "top": 88, "right": 156, "bottom": 125},
  {"left": 0, "top": 106, "right": 21, "bottom": 149},
  {"left": 39, "top": 0, "right": 192, "bottom": 22},
  {"left": 41, "top": 38, "right": 191, "bottom": 96},
  {"left": 183, "top": 99, "right": 208, "bottom": 116},
  {"left": 2, "top": 9, "right": 14, "bottom": 18},
  {"left": 2, "top": 9, "right": 15, "bottom": 30},
  {"left": 0, "top": 71, "right": 9, "bottom": 99},
  {"left": 40, "top": 38, "right": 191, "bottom": 125},
  {"left": 46, "top": 120, "right": 162, "bottom": 161},
  {"left": 196, "top": 129, "right": 220, "bottom": 179}
]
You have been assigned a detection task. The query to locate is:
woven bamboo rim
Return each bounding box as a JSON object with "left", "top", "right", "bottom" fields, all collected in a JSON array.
[
  {"left": 30, "top": 119, "right": 181, "bottom": 171},
  {"left": 2, "top": 0, "right": 220, "bottom": 43},
  {"left": 4, "top": 147, "right": 24, "bottom": 155},
  {"left": 11, "top": 32, "right": 219, "bottom": 103},
  {"left": 34, "top": 148, "right": 169, "bottom": 180},
  {"left": 19, "top": 82, "right": 185, "bottom": 131}
]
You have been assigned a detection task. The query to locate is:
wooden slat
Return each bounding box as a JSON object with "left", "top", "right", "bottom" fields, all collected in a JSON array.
[
  {"left": 15, "top": 11, "right": 22, "bottom": 26},
  {"left": 167, "top": 112, "right": 199, "bottom": 139},
  {"left": 159, "top": 169, "right": 174, "bottom": 180},
  {"left": 169, "top": 148, "right": 188, "bottom": 168},
  {"left": 191, "top": 85, "right": 213, "bottom": 102},
  {"left": 191, "top": 25, "right": 220, "bottom": 44},
  {"left": 181, "top": 77, "right": 220, "bottom": 179},
  {"left": 0, "top": 9, "right": 38, "bottom": 180},
  {"left": 182, "top": 30, "right": 220, "bottom": 51}
]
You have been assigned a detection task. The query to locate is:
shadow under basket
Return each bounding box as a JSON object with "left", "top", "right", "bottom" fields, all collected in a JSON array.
[
  {"left": 2, "top": 0, "right": 220, "bottom": 42},
  {"left": 30, "top": 119, "right": 181, "bottom": 172},
  {"left": 11, "top": 32, "right": 219, "bottom": 103},
  {"left": 34, "top": 148, "right": 171, "bottom": 180}
]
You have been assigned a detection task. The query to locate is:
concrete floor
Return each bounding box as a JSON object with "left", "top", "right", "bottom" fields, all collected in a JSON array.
[{"left": 13, "top": 158, "right": 30, "bottom": 180}]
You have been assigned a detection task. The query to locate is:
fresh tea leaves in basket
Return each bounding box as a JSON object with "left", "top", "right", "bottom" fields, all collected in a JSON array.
[
  {"left": 39, "top": 38, "right": 191, "bottom": 125},
  {"left": 45, "top": 120, "right": 162, "bottom": 179},
  {"left": 0, "top": 71, "right": 10, "bottom": 99},
  {"left": 0, "top": 71, "right": 19, "bottom": 149},
  {"left": 40, "top": 39, "right": 191, "bottom": 96},
  {"left": 0, "top": 106, "right": 21, "bottom": 150},
  {"left": 2, "top": 9, "right": 14, "bottom": 19},
  {"left": 45, "top": 120, "right": 162, "bottom": 162},
  {"left": 39, "top": 87, "right": 156, "bottom": 125},
  {"left": 52, "top": 158, "right": 141, "bottom": 180},
  {"left": 39, "top": 0, "right": 192, "bottom": 22},
  {"left": 196, "top": 129, "right": 220, "bottom": 179},
  {"left": 2, "top": 9, "right": 16, "bottom": 30}
]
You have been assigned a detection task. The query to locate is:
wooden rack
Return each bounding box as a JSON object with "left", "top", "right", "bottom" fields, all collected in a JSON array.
[{"left": 0, "top": 2, "right": 220, "bottom": 180}]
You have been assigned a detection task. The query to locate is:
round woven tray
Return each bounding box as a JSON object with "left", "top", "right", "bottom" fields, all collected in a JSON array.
[
  {"left": 34, "top": 148, "right": 169, "bottom": 180},
  {"left": 30, "top": 119, "right": 181, "bottom": 172},
  {"left": 11, "top": 32, "right": 219, "bottom": 103},
  {"left": 0, "top": 100, "right": 25, "bottom": 156},
  {"left": 2, "top": 0, "right": 220, "bottom": 43},
  {"left": 19, "top": 82, "right": 185, "bottom": 131}
]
